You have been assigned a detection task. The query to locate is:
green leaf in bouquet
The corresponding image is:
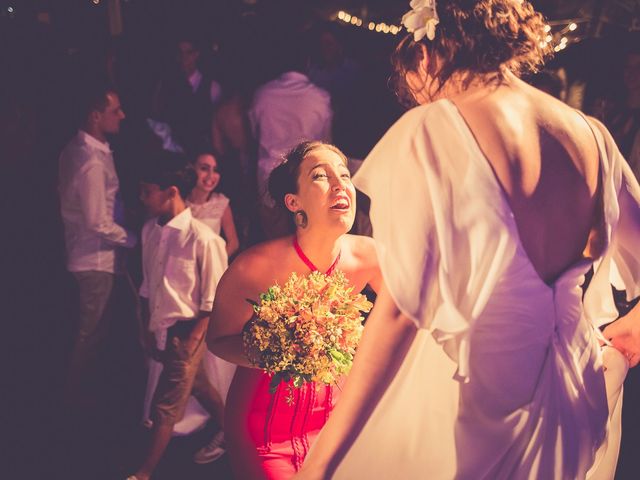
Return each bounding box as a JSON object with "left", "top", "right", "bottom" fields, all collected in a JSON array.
[
  {"left": 245, "top": 298, "right": 259, "bottom": 307},
  {"left": 293, "top": 375, "right": 305, "bottom": 388},
  {"left": 329, "top": 348, "right": 350, "bottom": 366},
  {"left": 245, "top": 298, "right": 260, "bottom": 314},
  {"left": 269, "top": 372, "right": 285, "bottom": 394},
  {"left": 260, "top": 287, "right": 277, "bottom": 303}
]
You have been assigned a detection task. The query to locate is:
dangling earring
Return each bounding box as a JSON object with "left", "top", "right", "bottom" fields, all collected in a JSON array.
[{"left": 293, "top": 210, "right": 308, "bottom": 229}]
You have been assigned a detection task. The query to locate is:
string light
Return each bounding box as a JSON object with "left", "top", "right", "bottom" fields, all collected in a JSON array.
[
  {"left": 542, "top": 19, "right": 586, "bottom": 53},
  {"left": 335, "top": 10, "right": 403, "bottom": 36}
]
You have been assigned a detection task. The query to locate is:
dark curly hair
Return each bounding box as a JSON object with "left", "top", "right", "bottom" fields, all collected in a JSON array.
[
  {"left": 139, "top": 150, "right": 197, "bottom": 199},
  {"left": 268, "top": 141, "right": 348, "bottom": 212},
  {"left": 391, "top": 0, "right": 550, "bottom": 106}
]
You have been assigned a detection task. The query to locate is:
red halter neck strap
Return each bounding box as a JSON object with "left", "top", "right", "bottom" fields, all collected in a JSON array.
[{"left": 293, "top": 236, "right": 341, "bottom": 275}]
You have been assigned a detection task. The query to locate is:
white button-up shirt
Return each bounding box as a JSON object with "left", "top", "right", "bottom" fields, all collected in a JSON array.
[
  {"left": 139, "top": 208, "right": 227, "bottom": 334},
  {"left": 58, "top": 130, "right": 137, "bottom": 273},
  {"left": 249, "top": 71, "right": 333, "bottom": 202}
]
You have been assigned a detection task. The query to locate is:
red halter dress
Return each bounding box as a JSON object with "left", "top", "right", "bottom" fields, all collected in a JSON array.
[{"left": 225, "top": 239, "right": 342, "bottom": 480}]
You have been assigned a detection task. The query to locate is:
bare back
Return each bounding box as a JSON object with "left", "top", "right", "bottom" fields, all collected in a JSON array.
[{"left": 452, "top": 76, "right": 603, "bottom": 285}]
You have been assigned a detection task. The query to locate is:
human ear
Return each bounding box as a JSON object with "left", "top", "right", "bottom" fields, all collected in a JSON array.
[
  {"left": 89, "top": 110, "right": 101, "bottom": 125},
  {"left": 405, "top": 45, "right": 430, "bottom": 100},
  {"left": 284, "top": 193, "right": 300, "bottom": 213},
  {"left": 167, "top": 185, "right": 179, "bottom": 199}
]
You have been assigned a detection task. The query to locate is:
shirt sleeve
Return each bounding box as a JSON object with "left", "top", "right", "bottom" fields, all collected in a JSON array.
[
  {"left": 597, "top": 121, "right": 640, "bottom": 300},
  {"left": 77, "top": 159, "right": 137, "bottom": 248},
  {"left": 198, "top": 233, "right": 228, "bottom": 312},
  {"left": 248, "top": 91, "right": 262, "bottom": 138},
  {"left": 579, "top": 116, "right": 640, "bottom": 329},
  {"left": 320, "top": 93, "right": 333, "bottom": 143},
  {"left": 138, "top": 221, "right": 151, "bottom": 299},
  {"left": 210, "top": 80, "right": 223, "bottom": 105}
]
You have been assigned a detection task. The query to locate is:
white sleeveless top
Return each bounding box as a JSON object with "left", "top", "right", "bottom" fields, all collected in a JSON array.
[{"left": 187, "top": 192, "right": 229, "bottom": 235}]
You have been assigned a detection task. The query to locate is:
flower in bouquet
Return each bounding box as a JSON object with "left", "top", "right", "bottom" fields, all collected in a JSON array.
[{"left": 243, "top": 270, "right": 373, "bottom": 397}]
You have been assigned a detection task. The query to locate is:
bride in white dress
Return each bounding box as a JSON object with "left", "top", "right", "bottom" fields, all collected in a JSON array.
[{"left": 297, "top": 1, "right": 639, "bottom": 479}]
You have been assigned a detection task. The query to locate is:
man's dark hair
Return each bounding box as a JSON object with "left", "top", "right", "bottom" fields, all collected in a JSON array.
[
  {"left": 76, "top": 81, "right": 117, "bottom": 123},
  {"left": 139, "top": 150, "right": 196, "bottom": 199}
]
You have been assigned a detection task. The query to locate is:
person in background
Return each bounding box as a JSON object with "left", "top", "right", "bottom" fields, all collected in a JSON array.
[
  {"left": 58, "top": 83, "right": 138, "bottom": 405},
  {"left": 128, "top": 153, "right": 227, "bottom": 480},
  {"left": 249, "top": 32, "right": 332, "bottom": 239},
  {"left": 187, "top": 149, "right": 239, "bottom": 258},
  {"left": 152, "top": 35, "right": 222, "bottom": 153}
]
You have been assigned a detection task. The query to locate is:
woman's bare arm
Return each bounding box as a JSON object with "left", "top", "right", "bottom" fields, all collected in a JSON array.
[
  {"left": 207, "top": 256, "right": 259, "bottom": 367},
  {"left": 295, "top": 284, "right": 417, "bottom": 479},
  {"left": 221, "top": 205, "right": 239, "bottom": 258}
]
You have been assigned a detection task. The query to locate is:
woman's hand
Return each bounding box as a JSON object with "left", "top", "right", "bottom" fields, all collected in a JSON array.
[{"left": 603, "top": 310, "right": 640, "bottom": 367}]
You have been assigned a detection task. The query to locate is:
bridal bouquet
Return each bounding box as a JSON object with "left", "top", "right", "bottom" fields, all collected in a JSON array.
[{"left": 243, "top": 270, "right": 373, "bottom": 395}]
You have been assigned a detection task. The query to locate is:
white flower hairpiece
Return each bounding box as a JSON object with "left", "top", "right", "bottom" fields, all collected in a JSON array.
[{"left": 401, "top": 0, "right": 440, "bottom": 42}]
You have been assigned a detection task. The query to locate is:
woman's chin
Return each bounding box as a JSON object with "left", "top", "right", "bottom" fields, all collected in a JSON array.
[{"left": 334, "top": 214, "right": 356, "bottom": 233}]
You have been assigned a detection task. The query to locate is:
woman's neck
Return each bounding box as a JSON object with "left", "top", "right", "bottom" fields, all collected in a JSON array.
[
  {"left": 432, "top": 68, "right": 507, "bottom": 102},
  {"left": 294, "top": 229, "right": 343, "bottom": 272},
  {"left": 188, "top": 188, "right": 211, "bottom": 205}
]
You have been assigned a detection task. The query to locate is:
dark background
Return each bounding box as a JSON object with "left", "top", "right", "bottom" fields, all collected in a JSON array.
[{"left": 2, "top": 1, "right": 640, "bottom": 478}]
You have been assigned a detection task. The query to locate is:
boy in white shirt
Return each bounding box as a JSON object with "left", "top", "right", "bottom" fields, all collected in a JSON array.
[{"left": 129, "top": 153, "right": 227, "bottom": 480}]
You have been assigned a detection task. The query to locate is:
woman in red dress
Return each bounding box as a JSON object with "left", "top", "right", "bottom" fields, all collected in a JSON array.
[{"left": 207, "top": 141, "right": 381, "bottom": 479}]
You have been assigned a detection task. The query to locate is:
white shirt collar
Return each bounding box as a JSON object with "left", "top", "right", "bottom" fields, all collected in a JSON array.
[
  {"left": 279, "top": 71, "right": 310, "bottom": 83},
  {"left": 77, "top": 130, "right": 112, "bottom": 154},
  {"left": 188, "top": 69, "right": 203, "bottom": 93}
]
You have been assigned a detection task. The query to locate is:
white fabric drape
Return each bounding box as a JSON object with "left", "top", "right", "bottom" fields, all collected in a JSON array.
[{"left": 323, "top": 100, "right": 639, "bottom": 479}]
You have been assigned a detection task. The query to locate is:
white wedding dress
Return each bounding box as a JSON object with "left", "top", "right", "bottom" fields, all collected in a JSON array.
[{"left": 327, "top": 100, "right": 640, "bottom": 479}]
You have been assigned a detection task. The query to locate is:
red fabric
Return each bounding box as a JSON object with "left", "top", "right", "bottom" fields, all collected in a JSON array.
[
  {"left": 226, "top": 369, "right": 339, "bottom": 479},
  {"left": 293, "top": 237, "right": 341, "bottom": 275},
  {"left": 226, "top": 241, "right": 341, "bottom": 478}
]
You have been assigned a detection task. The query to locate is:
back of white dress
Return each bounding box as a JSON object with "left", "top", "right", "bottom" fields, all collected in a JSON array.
[{"left": 326, "top": 100, "right": 640, "bottom": 479}]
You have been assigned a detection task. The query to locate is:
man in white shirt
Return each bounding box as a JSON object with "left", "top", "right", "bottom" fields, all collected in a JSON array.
[
  {"left": 58, "top": 85, "right": 137, "bottom": 403},
  {"left": 249, "top": 35, "right": 333, "bottom": 238}
]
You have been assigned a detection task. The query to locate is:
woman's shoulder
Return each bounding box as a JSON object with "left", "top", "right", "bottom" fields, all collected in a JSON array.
[
  {"left": 228, "top": 236, "right": 292, "bottom": 276},
  {"left": 206, "top": 192, "right": 230, "bottom": 207},
  {"left": 343, "top": 235, "right": 381, "bottom": 291},
  {"left": 343, "top": 235, "right": 377, "bottom": 263},
  {"left": 393, "top": 100, "right": 451, "bottom": 129},
  {"left": 372, "top": 100, "right": 457, "bottom": 156}
]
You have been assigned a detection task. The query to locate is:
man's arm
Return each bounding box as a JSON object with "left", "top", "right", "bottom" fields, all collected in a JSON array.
[{"left": 77, "top": 161, "right": 137, "bottom": 247}]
